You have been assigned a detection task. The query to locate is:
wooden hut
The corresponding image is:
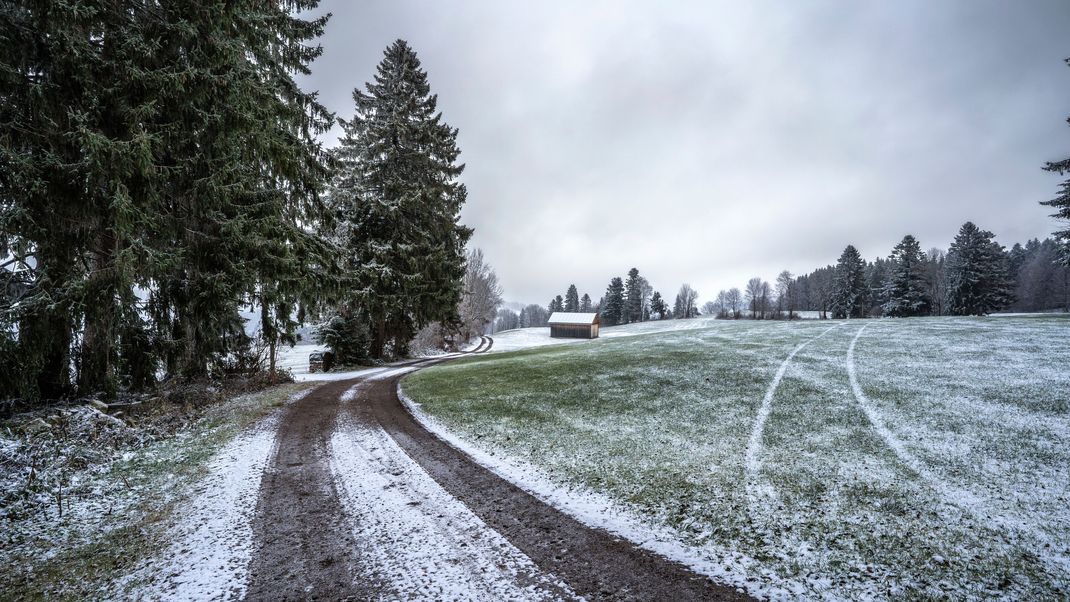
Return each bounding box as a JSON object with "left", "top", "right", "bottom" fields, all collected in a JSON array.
[{"left": 548, "top": 312, "right": 600, "bottom": 339}]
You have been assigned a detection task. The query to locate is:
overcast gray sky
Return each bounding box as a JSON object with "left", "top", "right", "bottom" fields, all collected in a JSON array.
[{"left": 299, "top": 0, "right": 1070, "bottom": 307}]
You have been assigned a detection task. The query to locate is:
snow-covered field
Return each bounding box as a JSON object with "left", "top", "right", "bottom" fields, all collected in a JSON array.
[
  {"left": 490, "top": 317, "right": 719, "bottom": 353},
  {"left": 403, "top": 314, "right": 1070, "bottom": 599}
]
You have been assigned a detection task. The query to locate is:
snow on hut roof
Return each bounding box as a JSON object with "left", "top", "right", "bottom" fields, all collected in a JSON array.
[{"left": 547, "top": 312, "right": 600, "bottom": 325}]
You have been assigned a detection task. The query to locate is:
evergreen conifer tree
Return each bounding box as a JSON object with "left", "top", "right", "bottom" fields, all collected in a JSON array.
[
  {"left": 866, "top": 258, "right": 890, "bottom": 313},
  {"left": 1, "top": 1, "right": 336, "bottom": 397},
  {"left": 945, "top": 222, "right": 1013, "bottom": 315},
  {"left": 649, "top": 291, "right": 667, "bottom": 319},
  {"left": 624, "top": 268, "right": 644, "bottom": 324},
  {"left": 330, "top": 40, "right": 472, "bottom": 359},
  {"left": 601, "top": 278, "right": 625, "bottom": 326},
  {"left": 882, "top": 235, "right": 932, "bottom": 317},
  {"left": 580, "top": 293, "right": 592, "bottom": 312},
  {"left": 565, "top": 285, "right": 580, "bottom": 312},
  {"left": 1041, "top": 58, "right": 1070, "bottom": 265},
  {"left": 831, "top": 245, "right": 868, "bottom": 318},
  {"left": 673, "top": 294, "right": 685, "bottom": 319},
  {"left": 150, "top": 0, "right": 336, "bottom": 380},
  {"left": 549, "top": 296, "right": 564, "bottom": 313}
]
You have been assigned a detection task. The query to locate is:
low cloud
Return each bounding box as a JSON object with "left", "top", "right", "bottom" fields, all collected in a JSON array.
[{"left": 302, "top": 0, "right": 1070, "bottom": 305}]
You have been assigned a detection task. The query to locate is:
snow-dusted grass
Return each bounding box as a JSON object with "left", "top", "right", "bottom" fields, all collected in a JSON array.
[
  {"left": 402, "top": 315, "right": 1070, "bottom": 599},
  {"left": 490, "top": 317, "right": 719, "bottom": 353},
  {"left": 0, "top": 383, "right": 313, "bottom": 600}
]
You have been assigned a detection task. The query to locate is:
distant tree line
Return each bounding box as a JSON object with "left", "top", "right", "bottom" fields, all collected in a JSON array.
[
  {"left": 710, "top": 223, "right": 1069, "bottom": 321},
  {"left": 492, "top": 267, "right": 702, "bottom": 331}
]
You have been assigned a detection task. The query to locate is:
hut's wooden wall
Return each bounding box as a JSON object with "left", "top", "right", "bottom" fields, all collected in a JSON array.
[{"left": 550, "top": 324, "right": 597, "bottom": 339}]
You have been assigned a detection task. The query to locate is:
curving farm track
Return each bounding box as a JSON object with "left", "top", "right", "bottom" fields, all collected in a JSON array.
[{"left": 238, "top": 335, "right": 750, "bottom": 601}]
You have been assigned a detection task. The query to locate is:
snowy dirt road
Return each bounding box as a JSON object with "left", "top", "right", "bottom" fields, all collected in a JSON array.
[{"left": 137, "top": 336, "right": 748, "bottom": 601}]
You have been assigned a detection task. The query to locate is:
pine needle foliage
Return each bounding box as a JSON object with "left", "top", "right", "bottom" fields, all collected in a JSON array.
[{"left": 329, "top": 40, "right": 472, "bottom": 359}]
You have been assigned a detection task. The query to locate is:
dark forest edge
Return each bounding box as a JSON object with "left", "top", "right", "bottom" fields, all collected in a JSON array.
[{"left": 1, "top": 4, "right": 485, "bottom": 406}]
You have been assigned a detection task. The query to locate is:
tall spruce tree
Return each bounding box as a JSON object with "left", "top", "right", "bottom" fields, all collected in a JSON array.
[
  {"left": 882, "top": 235, "right": 932, "bottom": 317},
  {"left": 601, "top": 277, "right": 625, "bottom": 326},
  {"left": 1, "top": 2, "right": 336, "bottom": 397},
  {"left": 565, "top": 284, "right": 580, "bottom": 312},
  {"left": 1, "top": 2, "right": 145, "bottom": 398},
  {"left": 579, "top": 293, "right": 592, "bottom": 312},
  {"left": 1041, "top": 58, "right": 1070, "bottom": 265},
  {"left": 331, "top": 40, "right": 472, "bottom": 359},
  {"left": 945, "top": 222, "right": 1013, "bottom": 315},
  {"left": 831, "top": 245, "right": 868, "bottom": 319},
  {"left": 149, "top": 1, "right": 336, "bottom": 380},
  {"left": 624, "top": 268, "right": 644, "bottom": 324}
]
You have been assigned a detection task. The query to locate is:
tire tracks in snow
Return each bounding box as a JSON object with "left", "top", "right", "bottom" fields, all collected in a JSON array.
[
  {"left": 744, "top": 323, "right": 840, "bottom": 515},
  {"left": 846, "top": 323, "right": 1070, "bottom": 581},
  {"left": 119, "top": 388, "right": 312, "bottom": 601},
  {"left": 329, "top": 412, "right": 576, "bottom": 601}
]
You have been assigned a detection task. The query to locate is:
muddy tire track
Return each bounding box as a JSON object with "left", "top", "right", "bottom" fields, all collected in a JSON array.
[{"left": 245, "top": 379, "right": 375, "bottom": 601}]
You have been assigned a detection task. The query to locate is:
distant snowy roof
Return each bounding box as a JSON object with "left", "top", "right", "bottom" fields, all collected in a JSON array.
[{"left": 547, "top": 312, "right": 600, "bottom": 325}]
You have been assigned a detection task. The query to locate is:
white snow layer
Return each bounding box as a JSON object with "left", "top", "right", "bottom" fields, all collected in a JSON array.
[
  {"left": 490, "top": 317, "right": 721, "bottom": 353},
  {"left": 846, "top": 323, "right": 1070, "bottom": 579},
  {"left": 120, "top": 392, "right": 308, "bottom": 600},
  {"left": 328, "top": 412, "right": 577, "bottom": 601}
]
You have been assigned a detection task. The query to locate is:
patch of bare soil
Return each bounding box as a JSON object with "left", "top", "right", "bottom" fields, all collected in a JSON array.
[{"left": 245, "top": 379, "right": 374, "bottom": 601}]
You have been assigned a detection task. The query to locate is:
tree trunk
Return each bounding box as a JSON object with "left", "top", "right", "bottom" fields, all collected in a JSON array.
[
  {"left": 23, "top": 310, "right": 73, "bottom": 401},
  {"left": 269, "top": 340, "right": 277, "bottom": 384},
  {"left": 78, "top": 229, "right": 119, "bottom": 398},
  {"left": 370, "top": 318, "right": 387, "bottom": 360},
  {"left": 22, "top": 250, "right": 75, "bottom": 401}
]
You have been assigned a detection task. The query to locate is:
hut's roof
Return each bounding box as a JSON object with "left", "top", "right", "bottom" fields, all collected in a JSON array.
[{"left": 547, "top": 312, "right": 600, "bottom": 325}]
